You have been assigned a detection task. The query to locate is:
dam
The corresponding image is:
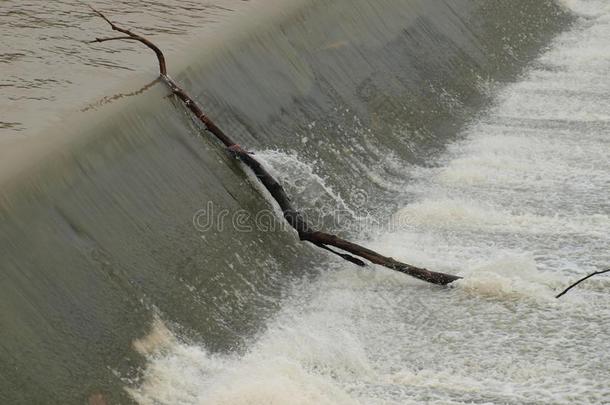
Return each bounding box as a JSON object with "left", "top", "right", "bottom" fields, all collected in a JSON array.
[{"left": 0, "top": 0, "right": 608, "bottom": 403}]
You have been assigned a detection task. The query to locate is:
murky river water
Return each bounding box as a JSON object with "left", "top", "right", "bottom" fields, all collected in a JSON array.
[{"left": 1, "top": 1, "right": 608, "bottom": 404}]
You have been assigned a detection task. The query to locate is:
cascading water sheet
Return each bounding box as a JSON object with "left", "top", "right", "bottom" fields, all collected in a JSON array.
[{"left": 129, "top": 1, "right": 610, "bottom": 404}]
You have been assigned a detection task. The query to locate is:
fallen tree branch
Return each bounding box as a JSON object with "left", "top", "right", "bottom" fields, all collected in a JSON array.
[
  {"left": 86, "top": 7, "right": 463, "bottom": 285},
  {"left": 556, "top": 269, "right": 610, "bottom": 298}
]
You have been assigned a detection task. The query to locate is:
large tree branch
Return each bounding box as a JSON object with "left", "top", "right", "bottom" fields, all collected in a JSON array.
[{"left": 85, "top": 7, "right": 468, "bottom": 286}]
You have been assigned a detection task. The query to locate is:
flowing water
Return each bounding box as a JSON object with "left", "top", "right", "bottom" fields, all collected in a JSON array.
[
  {"left": 0, "top": 0, "right": 608, "bottom": 404},
  {"left": 0, "top": 0, "right": 246, "bottom": 138}
]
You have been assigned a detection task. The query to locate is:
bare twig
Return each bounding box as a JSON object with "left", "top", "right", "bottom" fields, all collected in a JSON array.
[
  {"left": 313, "top": 242, "right": 367, "bottom": 267},
  {"left": 556, "top": 269, "right": 610, "bottom": 298},
  {"left": 81, "top": 78, "right": 159, "bottom": 112},
  {"left": 88, "top": 36, "right": 138, "bottom": 43}
]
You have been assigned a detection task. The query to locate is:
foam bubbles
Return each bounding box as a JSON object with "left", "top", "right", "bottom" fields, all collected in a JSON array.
[
  {"left": 455, "top": 255, "right": 557, "bottom": 301},
  {"left": 130, "top": 4, "right": 610, "bottom": 404}
]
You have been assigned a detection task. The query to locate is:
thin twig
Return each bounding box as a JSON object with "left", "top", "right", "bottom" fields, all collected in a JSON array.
[
  {"left": 313, "top": 242, "right": 366, "bottom": 267},
  {"left": 88, "top": 36, "right": 139, "bottom": 43},
  {"left": 81, "top": 78, "right": 160, "bottom": 112},
  {"left": 556, "top": 269, "right": 610, "bottom": 298}
]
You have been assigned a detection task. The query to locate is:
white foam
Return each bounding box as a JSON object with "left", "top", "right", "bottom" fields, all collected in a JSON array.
[
  {"left": 256, "top": 149, "right": 361, "bottom": 220},
  {"left": 130, "top": 4, "right": 610, "bottom": 404},
  {"left": 128, "top": 285, "right": 375, "bottom": 405},
  {"left": 556, "top": 0, "right": 610, "bottom": 18},
  {"left": 454, "top": 255, "right": 556, "bottom": 301},
  {"left": 394, "top": 198, "right": 609, "bottom": 236}
]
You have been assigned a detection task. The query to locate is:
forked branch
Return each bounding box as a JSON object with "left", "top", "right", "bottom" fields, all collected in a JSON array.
[{"left": 89, "top": 5, "right": 167, "bottom": 75}]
